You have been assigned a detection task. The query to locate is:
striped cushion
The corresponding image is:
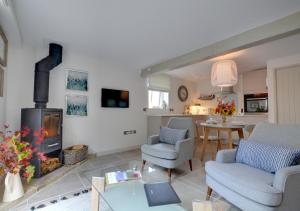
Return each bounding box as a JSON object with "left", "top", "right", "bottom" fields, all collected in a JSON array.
[
  {"left": 236, "top": 140, "right": 300, "bottom": 173},
  {"left": 159, "top": 127, "right": 187, "bottom": 145}
]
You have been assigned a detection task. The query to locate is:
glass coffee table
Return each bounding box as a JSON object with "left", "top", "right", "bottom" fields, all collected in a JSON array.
[{"left": 81, "top": 160, "right": 226, "bottom": 211}]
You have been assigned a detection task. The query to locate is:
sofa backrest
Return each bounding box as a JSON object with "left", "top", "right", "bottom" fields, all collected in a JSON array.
[
  {"left": 248, "top": 122, "right": 300, "bottom": 148},
  {"left": 167, "top": 117, "right": 194, "bottom": 139}
]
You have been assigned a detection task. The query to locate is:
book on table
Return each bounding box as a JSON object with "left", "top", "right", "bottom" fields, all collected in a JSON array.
[
  {"left": 144, "top": 182, "right": 181, "bottom": 207},
  {"left": 105, "top": 170, "right": 141, "bottom": 185}
]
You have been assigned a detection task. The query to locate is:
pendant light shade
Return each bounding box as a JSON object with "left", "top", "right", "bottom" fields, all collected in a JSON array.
[{"left": 211, "top": 60, "right": 238, "bottom": 87}]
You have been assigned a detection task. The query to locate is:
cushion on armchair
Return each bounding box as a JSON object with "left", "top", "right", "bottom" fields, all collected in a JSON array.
[
  {"left": 141, "top": 143, "right": 178, "bottom": 160},
  {"left": 159, "top": 127, "right": 187, "bottom": 145},
  {"left": 236, "top": 140, "right": 300, "bottom": 173}
]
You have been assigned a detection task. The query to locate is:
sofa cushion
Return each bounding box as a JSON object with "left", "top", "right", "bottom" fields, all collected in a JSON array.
[
  {"left": 141, "top": 143, "right": 178, "bottom": 160},
  {"left": 159, "top": 127, "right": 187, "bottom": 145},
  {"left": 205, "top": 161, "right": 282, "bottom": 206},
  {"left": 236, "top": 140, "right": 300, "bottom": 173}
]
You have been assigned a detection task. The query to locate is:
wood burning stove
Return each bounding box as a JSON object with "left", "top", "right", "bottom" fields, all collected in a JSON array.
[
  {"left": 21, "top": 108, "right": 63, "bottom": 177},
  {"left": 21, "top": 43, "right": 64, "bottom": 178}
]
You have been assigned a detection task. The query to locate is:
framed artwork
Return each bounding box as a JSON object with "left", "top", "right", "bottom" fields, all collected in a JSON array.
[
  {"left": 66, "top": 70, "right": 88, "bottom": 91},
  {"left": 0, "top": 25, "right": 8, "bottom": 67},
  {"left": 66, "top": 95, "right": 88, "bottom": 116}
]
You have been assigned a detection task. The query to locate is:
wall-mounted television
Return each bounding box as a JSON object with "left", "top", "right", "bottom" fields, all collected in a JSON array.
[{"left": 101, "top": 88, "right": 129, "bottom": 108}]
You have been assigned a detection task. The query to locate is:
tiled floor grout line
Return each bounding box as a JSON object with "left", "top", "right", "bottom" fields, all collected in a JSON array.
[{"left": 76, "top": 171, "right": 87, "bottom": 189}]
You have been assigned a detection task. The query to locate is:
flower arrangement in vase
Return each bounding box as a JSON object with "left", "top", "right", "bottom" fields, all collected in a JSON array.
[
  {"left": 215, "top": 96, "right": 236, "bottom": 123},
  {"left": 0, "top": 124, "right": 47, "bottom": 202}
]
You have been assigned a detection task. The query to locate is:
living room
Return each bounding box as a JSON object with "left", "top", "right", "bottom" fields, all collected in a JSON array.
[{"left": 0, "top": 1, "right": 300, "bottom": 211}]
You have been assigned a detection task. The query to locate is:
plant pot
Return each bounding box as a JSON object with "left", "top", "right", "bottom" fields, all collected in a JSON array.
[{"left": 3, "top": 172, "right": 24, "bottom": 202}]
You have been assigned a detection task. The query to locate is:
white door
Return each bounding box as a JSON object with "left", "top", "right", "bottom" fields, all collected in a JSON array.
[{"left": 276, "top": 65, "right": 300, "bottom": 124}]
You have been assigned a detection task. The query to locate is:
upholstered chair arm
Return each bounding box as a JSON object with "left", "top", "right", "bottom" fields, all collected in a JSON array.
[
  {"left": 273, "top": 165, "right": 300, "bottom": 210},
  {"left": 147, "top": 135, "right": 160, "bottom": 145},
  {"left": 216, "top": 149, "right": 237, "bottom": 163},
  {"left": 273, "top": 165, "right": 300, "bottom": 192},
  {"left": 175, "top": 138, "right": 194, "bottom": 160}
]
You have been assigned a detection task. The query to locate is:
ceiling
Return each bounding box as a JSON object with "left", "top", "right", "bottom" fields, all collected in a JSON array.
[
  {"left": 166, "top": 33, "right": 300, "bottom": 82},
  {"left": 11, "top": 0, "right": 300, "bottom": 71}
]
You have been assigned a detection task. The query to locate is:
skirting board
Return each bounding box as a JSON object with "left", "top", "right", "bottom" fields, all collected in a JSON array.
[{"left": 96, "top": 144, "right": 141, "bottom": 157}]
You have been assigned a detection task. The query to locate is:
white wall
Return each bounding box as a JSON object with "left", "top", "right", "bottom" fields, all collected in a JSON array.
[
  {"left": 0, "top": 98, "right": 4, "bottom": 127},
  {"left": 5, "top": 46, "right": 36, "bottom": 129},
  {"left": 0, "top": 0, "right": 23, "bottom": 128},
  {"left": 0, "top": 68, "right": 6, "bottom": 127},
  {"left": 3, "top": 43, "right": 198, "bottom": 156},
  {"left": 5, "top": 45, "right": 148, "bottom": 155}
]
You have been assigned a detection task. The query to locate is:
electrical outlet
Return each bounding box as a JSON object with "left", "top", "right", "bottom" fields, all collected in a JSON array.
[{"left": 123, "top": 130, "right": 136, "bottom": 135}]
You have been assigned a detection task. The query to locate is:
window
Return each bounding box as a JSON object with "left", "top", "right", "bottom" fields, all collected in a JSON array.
[
  {"left": 148, "top": 90, "right": 169, "bottom": 109},
  {"left": 146, "top": 74, "right": 170, "bottom": 109}
]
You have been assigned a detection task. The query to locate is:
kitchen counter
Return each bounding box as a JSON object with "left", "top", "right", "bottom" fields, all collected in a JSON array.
[
  {"left": 147, "top": 113, "right": 268, "bottom": 117},
  {"left": 147, "top": 114, "right": 205, "bottom": 117},
  {"left": 147, "top": 114, "right": 207, "bottom": 137},
  {"left": 147, "top": 113, "right": 268, "bottom": 137}
]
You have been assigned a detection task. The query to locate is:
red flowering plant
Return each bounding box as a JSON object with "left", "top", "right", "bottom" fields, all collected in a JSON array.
[
  {"left": 215, "top": 96, "right": 236, "bottom": 117},
  {"left": 0, "top": 124, "right": 47, "bottom": 183}
]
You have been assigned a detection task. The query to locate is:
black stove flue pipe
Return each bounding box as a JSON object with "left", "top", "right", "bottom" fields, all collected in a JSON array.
[{"left": 34, "top": 43, "right": 63, "bottom": 108}]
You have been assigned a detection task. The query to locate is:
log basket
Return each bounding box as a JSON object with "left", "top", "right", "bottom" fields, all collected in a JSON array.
[{"left": 63, "top": 145, "right": 88, "bottom": 165}]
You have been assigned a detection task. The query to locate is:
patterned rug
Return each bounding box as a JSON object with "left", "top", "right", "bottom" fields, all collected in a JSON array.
[
  {"left": 14, "top": 187, "right": 92, "bottom": 211},
  {"left": 13, "top": 185, "right": 237, "bottom": 211}
]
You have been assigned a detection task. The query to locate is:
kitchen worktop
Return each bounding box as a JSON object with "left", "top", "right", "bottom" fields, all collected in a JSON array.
[
  {"left": 147, "top": 114, "right": 203, "bottom": 117},
  {"left": 147, "top": 113, "right": 268, "bottom": 117},
  {"left": 147, "top": 113, "right": 268, "bottom": 137}
]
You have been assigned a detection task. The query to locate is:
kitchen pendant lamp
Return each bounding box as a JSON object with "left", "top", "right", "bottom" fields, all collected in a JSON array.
[{"left": 211, "top": 60, "right": 238, "bottom": 87}]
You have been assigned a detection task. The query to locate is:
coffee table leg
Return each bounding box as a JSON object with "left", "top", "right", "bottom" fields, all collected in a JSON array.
[
  {"left": 91, "top": 177, "right": 105, "bottom": 211},
  {"left": 200, "top": 127, "right": 210, "bottom": 162}
]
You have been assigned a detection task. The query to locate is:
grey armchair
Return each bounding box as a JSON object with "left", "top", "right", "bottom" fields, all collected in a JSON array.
[
  {"left": 205, "top": 122, "right": 300, "bottom": 211},
  {"left": 141, "top": 117, "right": 194, "bottom": 179}
]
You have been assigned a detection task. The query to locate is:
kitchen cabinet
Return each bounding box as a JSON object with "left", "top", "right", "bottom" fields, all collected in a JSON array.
[{"left": 243, "top": 69, "right": 267, "bottom": 94}]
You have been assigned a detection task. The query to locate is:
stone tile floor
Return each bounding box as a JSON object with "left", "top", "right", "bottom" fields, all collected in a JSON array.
[{"left": 6, "top": 142, "right": 239, "bottom": 211}]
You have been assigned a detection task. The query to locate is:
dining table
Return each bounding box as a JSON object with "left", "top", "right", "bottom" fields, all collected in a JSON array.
[{"left": 200, "top": 122, "right": 248, "bottom": 162}]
